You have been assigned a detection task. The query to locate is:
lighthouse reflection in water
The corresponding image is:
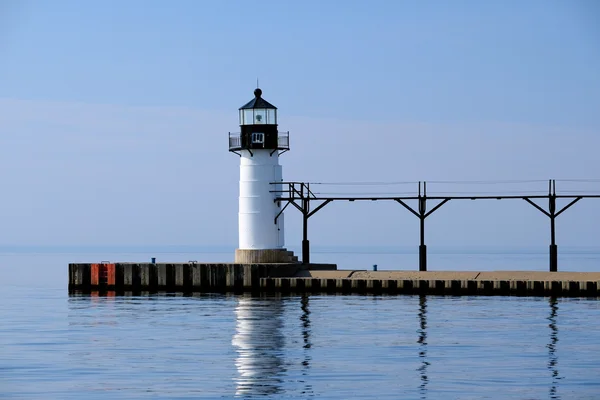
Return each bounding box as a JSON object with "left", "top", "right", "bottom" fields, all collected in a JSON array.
[{"left": 232, "top": 295, "right": 287, "bottom": 396}]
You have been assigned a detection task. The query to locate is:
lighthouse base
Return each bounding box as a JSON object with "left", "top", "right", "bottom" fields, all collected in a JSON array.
[{"left": 235, "top": 249, "right": 299, "bottom": 264}]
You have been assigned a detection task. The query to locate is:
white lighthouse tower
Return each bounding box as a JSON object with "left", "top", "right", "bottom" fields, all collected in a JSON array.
[{"left": 229, "top": 88, "right": 295, "bottom": 263}]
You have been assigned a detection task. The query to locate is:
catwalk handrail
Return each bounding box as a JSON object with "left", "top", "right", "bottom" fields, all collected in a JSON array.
[{"left": 270, "top": 180, "right": 600, "bottom": 270}]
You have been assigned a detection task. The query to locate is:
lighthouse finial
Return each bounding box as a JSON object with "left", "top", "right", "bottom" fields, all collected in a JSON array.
[{"left": 254, "top": 78, "right": 262, "bottom": 97}]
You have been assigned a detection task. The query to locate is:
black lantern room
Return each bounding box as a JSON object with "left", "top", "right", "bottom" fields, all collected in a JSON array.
[{"left": 228, "top": 88, "right": 290, "bottom": 155}]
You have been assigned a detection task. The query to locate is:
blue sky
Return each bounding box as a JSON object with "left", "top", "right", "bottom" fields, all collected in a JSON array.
[{"left": 0, "top": 0, "right": 599, "bottom": 250}]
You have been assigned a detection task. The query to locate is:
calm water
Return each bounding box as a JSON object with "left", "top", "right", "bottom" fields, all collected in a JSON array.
[{"left": 1, "top": 248, "right": 600, "bottom": 399}]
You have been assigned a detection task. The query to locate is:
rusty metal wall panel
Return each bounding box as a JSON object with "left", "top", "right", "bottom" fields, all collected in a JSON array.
[
  {"left": 91, "top": 264, "right": 100, "bottom": 286},
  {"left": 106, "top": 264, "right": 115, "bottom": 286}
]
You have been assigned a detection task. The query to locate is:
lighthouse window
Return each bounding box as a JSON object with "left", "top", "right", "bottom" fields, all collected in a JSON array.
[
  {"left": 267, "top": 109, "right": 277, "bottom": 124},
  {"left": 242, "top": 109, "right": 254, "bottom": 125},
  {"left": 251, "top": 133, "right": 264, "bottom": 144},
  {"left": 254, "top": 110, "right": 266, "bottom": 124}
]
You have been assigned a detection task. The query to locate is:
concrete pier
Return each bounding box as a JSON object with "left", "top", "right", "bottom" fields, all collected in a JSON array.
[
  {"left": 260, "top": 270, "right": 600, "bottom": 297},
  {"left": 68, "top": 262, "right": 336, "bottom": 293},
  {"left": 69, "top": 263, "right": 599, "bottom": 297}
]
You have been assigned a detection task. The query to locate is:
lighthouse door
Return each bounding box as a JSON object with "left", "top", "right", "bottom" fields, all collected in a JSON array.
[{"left": 276, "top": 215, "right": 282, "bottom": 248}]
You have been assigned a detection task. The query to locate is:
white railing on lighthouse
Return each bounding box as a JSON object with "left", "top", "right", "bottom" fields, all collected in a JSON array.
[
  {"left": 229, "top": 133, "right": 242, "bottom": 150},
  {"left": 277, "top": 132, "right": 289, "bottom": 149}
]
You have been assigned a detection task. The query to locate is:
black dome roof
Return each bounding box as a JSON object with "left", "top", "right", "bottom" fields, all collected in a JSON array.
[{"left": 239, "top": 88, "right": 277, "bottom": 110}]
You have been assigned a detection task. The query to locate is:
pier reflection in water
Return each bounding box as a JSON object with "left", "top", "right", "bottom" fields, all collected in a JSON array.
[
  {"left": 417, "top": 295, "right": 429, "bottom": 399},
  {"left": 299, "top": 295, "right": 314, "bottom": 396},
  {"left": 232, "top": 295, "right": 287, "bottom": 397},
  {"left": 547, "top": 297, "right": 561, "bottom": 400}
]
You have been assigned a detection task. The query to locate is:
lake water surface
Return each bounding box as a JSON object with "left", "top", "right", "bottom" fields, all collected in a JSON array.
[{"left": 1, "top": 248, "right": 599, "bottom": 399}]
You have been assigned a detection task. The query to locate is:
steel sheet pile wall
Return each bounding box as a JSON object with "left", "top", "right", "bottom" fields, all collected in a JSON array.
[
  {"left": 68, "top": 263, "right": 329, "bottom": 292},
  {"left": 69, "top": 264, "right": 599, "bottom": 296},
  {"left": 260, "top": 277, "right": 600, "bottom": 297}
]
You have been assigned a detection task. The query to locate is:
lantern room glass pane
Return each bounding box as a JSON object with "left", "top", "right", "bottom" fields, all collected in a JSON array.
[
  {"left": 239, "top": 110, "right": 244, "bottom": 125},
  {"left": 254, "top": 109, "right": 266, "bottom": 124},
  {"left": 242, "top": 109, "right": 254, "bottom": 125},
  {"left": 267, "top": 109, "right": 276, "bottom": 124}
]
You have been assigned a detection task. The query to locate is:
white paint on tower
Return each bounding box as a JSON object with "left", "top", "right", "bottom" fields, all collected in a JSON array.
[{"left": 238, "top": 149, "right": 284, "bottom": 249}]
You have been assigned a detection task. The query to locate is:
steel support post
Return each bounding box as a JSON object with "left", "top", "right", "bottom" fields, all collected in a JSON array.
[
  {"left": 549, "top": 191, "right": 557, "bottom": 272},
  {"left": 419, "top": 195, "right": 427, "bottom": 271},
  {"left": 302, "top": 197, "right": 310, "bottom": 264}
]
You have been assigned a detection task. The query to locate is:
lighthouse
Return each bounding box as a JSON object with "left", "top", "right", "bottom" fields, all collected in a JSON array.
[{"left": 229, "top": 88, "right": 295, "bottom": 263}]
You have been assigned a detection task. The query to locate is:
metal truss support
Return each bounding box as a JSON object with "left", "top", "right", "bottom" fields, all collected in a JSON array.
[
  {"left": 524, "top": 180, "right": 582, "bottom": 272},
  {"left": 396, "top": 182, "right": 450, "bottom": 271}
]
